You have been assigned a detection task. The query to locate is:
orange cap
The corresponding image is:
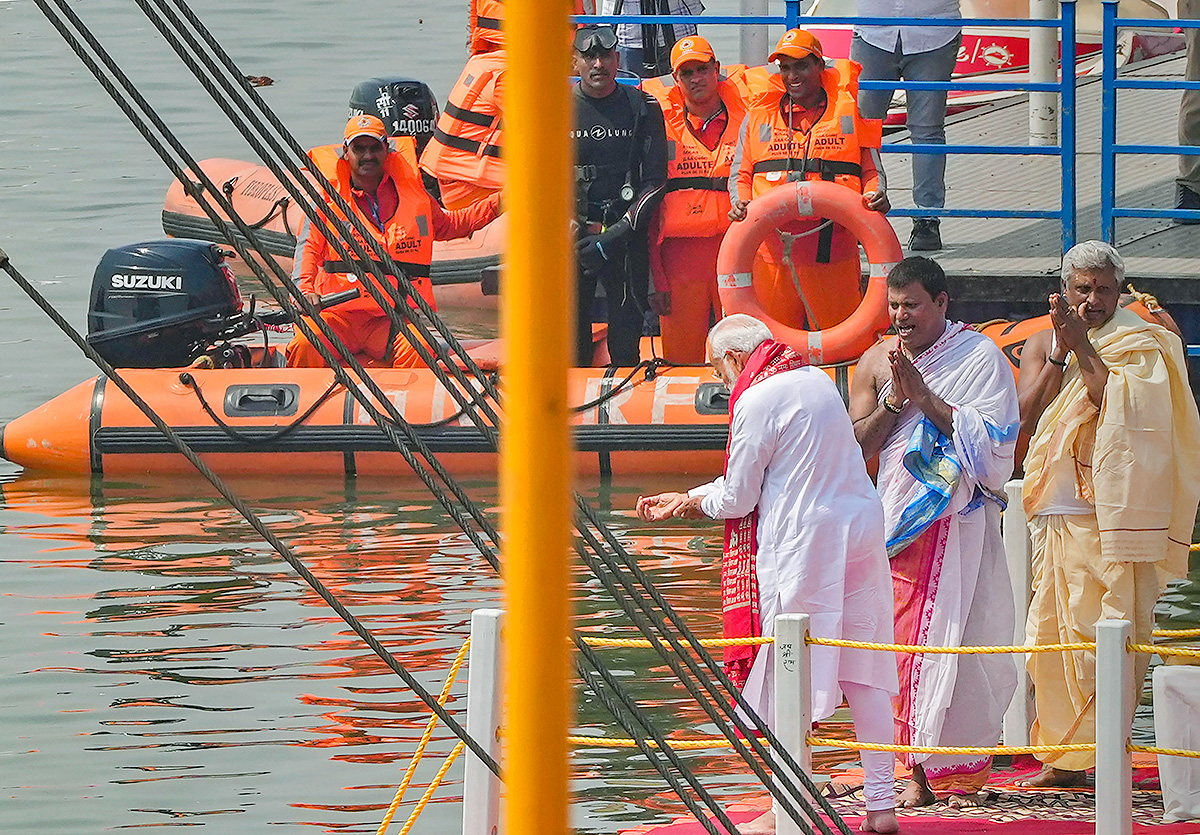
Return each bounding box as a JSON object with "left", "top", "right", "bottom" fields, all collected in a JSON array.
[
  {"left": 670, "top": 35, "right": 716, "bottom": 72},
  {"left": 768, "top": 28, "right": 823, "bottom": 63},
  {"left": 344, "top": 114, "right": 388, "bottom": 145}
]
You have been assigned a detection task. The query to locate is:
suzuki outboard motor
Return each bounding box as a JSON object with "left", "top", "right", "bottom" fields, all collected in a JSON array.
[
  {"left": 348, "top": 77, "right": 439, "bottom": 158},
  {"left": 86, "top": 240, "right": 243, "bottom": 368}
]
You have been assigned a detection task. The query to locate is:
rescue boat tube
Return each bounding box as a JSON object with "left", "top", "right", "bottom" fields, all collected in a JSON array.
[
  {"left": 161, "top": 159, "right": 505, "bottom": 289},
  {"left": 716, "top": 180, "right": 902, "bottom": 365},
  {"left": 0, "top": 366, "right": 731, "bottom": 479}
]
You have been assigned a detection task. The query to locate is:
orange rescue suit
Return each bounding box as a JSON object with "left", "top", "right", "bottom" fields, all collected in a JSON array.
[
  {"left": 643, "top": 71, "right": 749, "bottom": 363},
  {"left": 468, "top": 0, "right": 586, "bottom": 54},
  {"left": 286, "top": 138, "right": 499, "bottom": 368},
  {"left": 729, "top": 60, "right": 883, "bottom": 331},
  {"left": 419, "top": 50, "right": 505, "bottom": 210}
]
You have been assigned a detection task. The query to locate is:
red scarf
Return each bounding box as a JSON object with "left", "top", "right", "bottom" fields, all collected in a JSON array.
[{"left": 721, "top": 340, "right": 808, "bottom": 688}]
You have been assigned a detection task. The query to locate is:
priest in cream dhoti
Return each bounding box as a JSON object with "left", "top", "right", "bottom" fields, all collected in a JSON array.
[
  {"left": 850, "top": 257, "right": 1020, "bottom": 808},
  {"left": 637, "top": 314, "right": 900, "bottom": 834},
  {"left": 1017, "top": 240, "right": 1200, "bottom": 788}
]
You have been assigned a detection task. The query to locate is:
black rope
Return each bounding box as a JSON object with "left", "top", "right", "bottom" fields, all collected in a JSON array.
[
  {"left": 569, "top": 359, "right": 667, "bottom": 414},
  {"left": 0, "top": 247, "right": 500, "bottom": 776},
  {"left": 179, "top": 373, "right": 342, "bottom": 445},
  {"left": 574, "top": 645, "right": 737, "bottom": 835}
]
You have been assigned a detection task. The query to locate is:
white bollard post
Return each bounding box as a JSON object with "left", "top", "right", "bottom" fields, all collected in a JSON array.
[
  {"left": 774, "top": 614, "right": 812, "bottom": 835},
  {"left": 740, "top": 0, "right": 770, "bottom": 67},
  {"left": 463, "top": 609, "right": 504, "bottom": 835},
  {"left": 1095, "top": 618, "right": 1133, "bottom": 835},
  {"left": 1029, "top": 0, "right": 1060, "bottom": 146},
  {"left": 1002, "top": 479, "right": 1034, "bottom": 747}
]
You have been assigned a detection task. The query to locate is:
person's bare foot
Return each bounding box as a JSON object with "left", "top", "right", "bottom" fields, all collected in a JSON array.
[
  {"left": 897, "top": 777, "right": 936, "bottom": 808},
  {"left": 1014, "top": 767, "right": 1089, "bottom": 789},
  {"left": 739, "top": 809, "right": 775, "bottom": 834},
  {"left": 946, "top": 791, "right": 991, "bottom": 808},
  {"left": 860, "top": 808, "right": 899, "bottom": 833}
]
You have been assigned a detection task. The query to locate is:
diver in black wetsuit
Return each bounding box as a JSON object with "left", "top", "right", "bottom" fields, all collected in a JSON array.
[{"left": 571, "top": 23, "right": 668, "bottom": 367}]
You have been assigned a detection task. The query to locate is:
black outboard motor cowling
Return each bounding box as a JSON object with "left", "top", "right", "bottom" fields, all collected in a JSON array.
[
  {"left": 86, "top": 240, "right": 243, "bottom": 368},
  {"left": 348, "top": 77, "right": 439, "bottom": 158}
]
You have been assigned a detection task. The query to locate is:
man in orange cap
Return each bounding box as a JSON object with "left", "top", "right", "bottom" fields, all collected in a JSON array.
[
  {"left": 643, "top": 36, "right": 752, "bottom": 363},
  {"left": 286, "top": 114, "right": 500, "bottom": 368},
  {"left": 729, "top": 28, "right": 890, "bottom": 335}
]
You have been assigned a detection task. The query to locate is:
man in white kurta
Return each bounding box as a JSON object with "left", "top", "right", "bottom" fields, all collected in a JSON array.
[
  {"left": 851, "top": 257, "right": 1019, "bottom": 808},
  {"left": 638, "top": 314, "right": 899, "bottom": 833}
]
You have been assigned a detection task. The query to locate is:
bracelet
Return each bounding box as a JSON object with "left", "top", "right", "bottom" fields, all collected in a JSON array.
[
  {"left": 883, "top": 397, "right": 904, "bottom": 414},
  {"left": 1047, "top": 354, "right": 1068, "bottom": 368}
]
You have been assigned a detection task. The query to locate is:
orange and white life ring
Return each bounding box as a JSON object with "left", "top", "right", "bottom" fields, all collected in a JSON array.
[{"left": 716, "top": 180, "right": 903, "bottom": 365}]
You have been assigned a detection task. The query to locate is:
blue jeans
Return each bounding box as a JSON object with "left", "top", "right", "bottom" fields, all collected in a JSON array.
[{"left": 851, "top": 33, "right": 961, "bottom": 212}]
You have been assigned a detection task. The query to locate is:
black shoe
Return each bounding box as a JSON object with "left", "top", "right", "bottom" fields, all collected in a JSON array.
[
  {"left": 1175, "top": 184, "right": 1200, "bottom": 225},
  {"left": 909, "top": 218, "right": 942, "bottom": 251}
]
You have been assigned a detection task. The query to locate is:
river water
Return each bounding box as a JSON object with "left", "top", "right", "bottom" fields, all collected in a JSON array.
[{"left": 2, "top": 1, "right": 1199, "bottom": 833}]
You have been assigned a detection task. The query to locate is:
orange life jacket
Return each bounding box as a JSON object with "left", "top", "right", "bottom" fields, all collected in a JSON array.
[
  {"left": 469, "top": 0, "right": 586, "bottom": 54},
  {"left": 723, "top": 64, "right": 776, "bottom": 108},
  {"left": 419, "top": 51, "right": 505, "bottom": 190},
  {"left": 732, "top": 59, "right": 882, "bottom": 203},
  {"left": 306, "top": 138, "right": 437, "bottom": 314},
  {"left": 642, "top": 72, "right": 748, "bottom": 240}
]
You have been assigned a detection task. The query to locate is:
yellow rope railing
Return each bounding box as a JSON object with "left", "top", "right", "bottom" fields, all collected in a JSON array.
[
  {"left": 1129, "top": 744, "right": 1200, "bottom": 760},
  {"left": 1152, "top": 627, "right": 1200, "bottom": 638},
  {"left": 395, "top": 741, "right": 466, "bottom": 835},
  {"left": 806, "top": 637, "right": 1095, "bottom": 654},
  {"left": 806, "top": 736, "right": 1095, "bottom": 756},
  {"left": 578, "top": 635, "right": 775, "bottom": 649},
  {"left": 377, "top": 638, "right": 472, "bottom": 835},
  {"left": 566, "top": 735, "right": 761, "bottom": 750},
  {"left": 1128, "top": 643, "right": 1200, "bottom": 658},
  {"left": 583, "top": 631, "right": 1198, "bottom": 651}
]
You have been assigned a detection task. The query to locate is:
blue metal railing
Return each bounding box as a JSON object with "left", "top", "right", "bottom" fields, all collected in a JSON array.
[
  {"left": 578, "top": 1, "right": 1079, "bottom": 250},
  {"left": 1099, "top": 0, "right": 1200, "bottom": 239}
]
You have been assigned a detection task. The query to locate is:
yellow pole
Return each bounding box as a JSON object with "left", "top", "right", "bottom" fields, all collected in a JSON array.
[{"left": 502, "top": 0, "right": 574, "bottom": 833}]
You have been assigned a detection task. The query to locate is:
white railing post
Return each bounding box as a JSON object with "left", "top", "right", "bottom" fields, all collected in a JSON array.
[
  {"left": 739, "top": 0, "right": 770, "bottom": 67},
  {"left": 774, "top": 614, "right": 812, "bottom": 835},
  {"left": 1095, "top": 618, "right": 1133, "bottom": 835},
  {"left": 464, "top": 608, "right": 504, "bottom": 835},
  {"left": 1029, "top": 0, "right": 1060, "bottom": 145},
  {"left": 1002, "top": 479, "right": 1034, "bottom": 747}
]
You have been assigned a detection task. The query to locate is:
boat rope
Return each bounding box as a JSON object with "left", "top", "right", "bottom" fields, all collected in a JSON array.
[
  {"left": 376, "top": 638, "right": 472, "bottom": 835},
  {"left": 393, "top": 741, "right": 466, "bottom": 835},
  {"left": 32, "top": 3, "right": 854, "bottom": 830},
  {"left": 0, "top": 245, "right": 500, "bottom": 777},
  {"left": 179, "top": 373, "right": 344, "bottom": 444}
]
